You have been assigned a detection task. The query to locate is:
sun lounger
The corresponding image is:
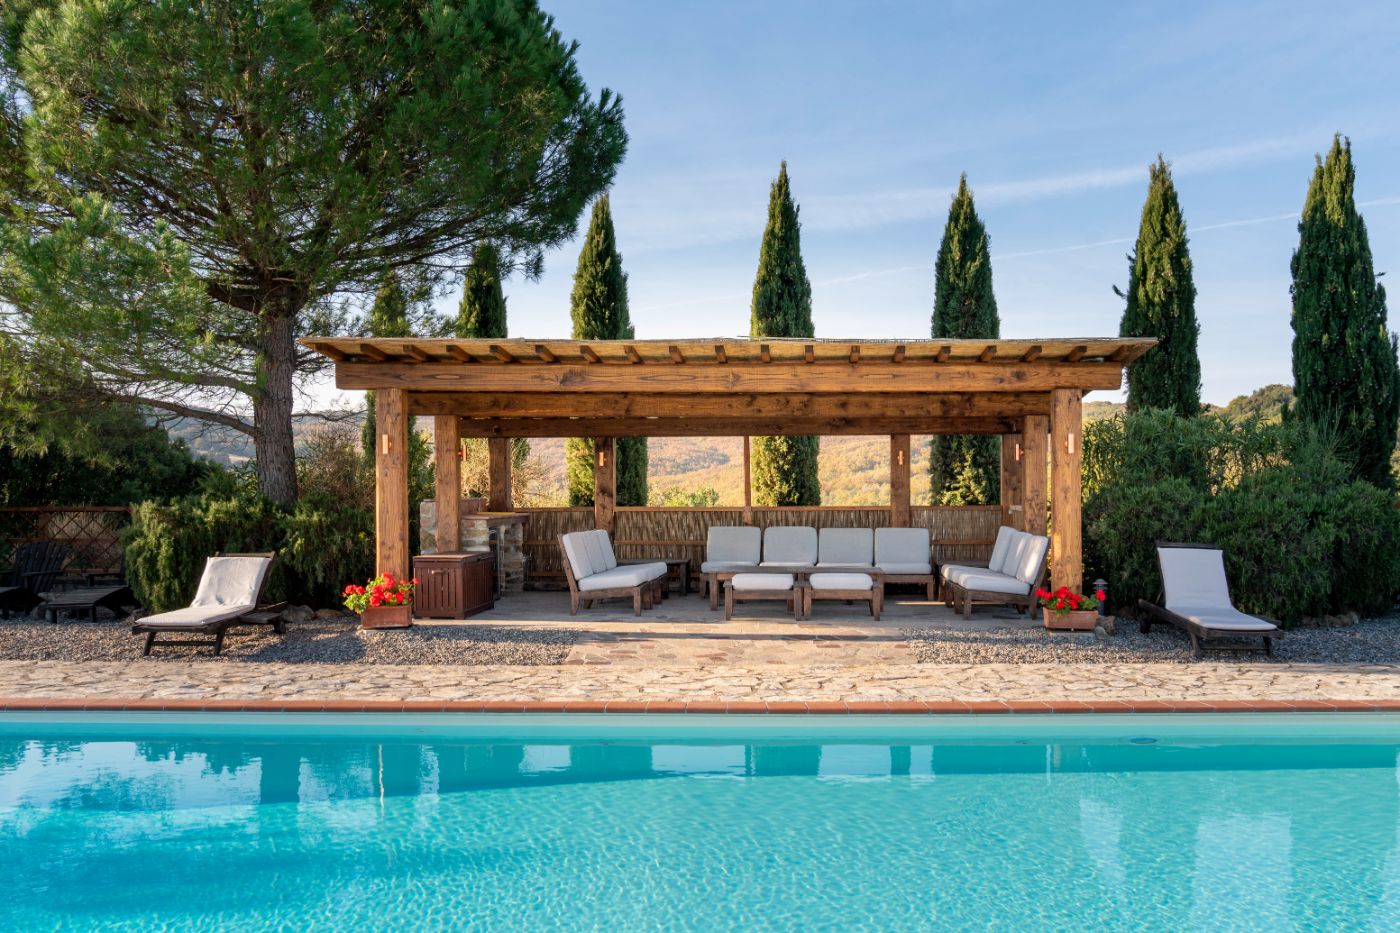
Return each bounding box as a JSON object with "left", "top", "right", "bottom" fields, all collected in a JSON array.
[
  {"left": 130, "top": 552, "right": 281, "bottom": 655},
  {"left": 874, "top": 528, "right": 936, "bottom": 600},
  {"left": 1137, "top": 542, "right": 1281, "bottom": 657},
  {"left": 0, "top": 541, "right": 69, "bottom": 619},
  {"left": 701, "top": 526, "right": 762, "bottom": 604}
]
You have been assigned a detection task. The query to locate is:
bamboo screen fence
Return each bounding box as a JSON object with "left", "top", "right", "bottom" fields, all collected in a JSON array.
[{"left": 520, "top": 505, "right": 1003, "bottom": 588}]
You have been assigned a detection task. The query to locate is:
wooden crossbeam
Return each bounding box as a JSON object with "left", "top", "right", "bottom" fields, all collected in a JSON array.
[
  {"left": 312, "top": 342, "right": 346, "bottom": 362},
  {"left": 1065, "top": 345, "right": 1087, "bottom": 363},
  {"left": 893, "top": 345, "right": 906, "bottom": 363},
  {"left": 458, "top": 415, "right": 1020, "bottom": 438},
  {"left": 1021, "top": 345, "right": 1042, "bottom": 363},
  {"left": 979, "top": 345, "right": 997, "bottom": 363},
  {"left": 714, "top": 345, "right": 727, "bottom": 363},
  {"left": 849, "top": 345, "right": 861, "bottom": 363},
  {"left": 580, "top": 345, "right": 602, "bottom": 364},
  {"left": 490, "top": 345, "right": 517, "bottom": 363},
  {"left": 804, "top": 345, "right": 815, "bottom": 363},
  {"left": 444, "top": 344, "right": 474, "bottom": 363},
  {"left": 624, "top": 345, "right": 643, "bottom": 364},
  {"left": 669, "top": 345, "right": 685, "bottom": 364},
  {"left": 404, "top": 345, "right": 433, "bottom": 362},
  {"left": 1108, "top": 346, "right": 1131, "bottom": 363},
  {"left": 760, "top": 344, "right": 771, "bottom": 363},
  {"left": 937, "top": 345, "right": 950, "bottom": 362},
  {"left": 358, "top": 343, "right": 389, "bottom": 361},
  {"left": 534, "top": 344, "right": 559, "bottom": 363},
  {"left": 411, "top": 391, "right": 1052, "bottom": 419}
]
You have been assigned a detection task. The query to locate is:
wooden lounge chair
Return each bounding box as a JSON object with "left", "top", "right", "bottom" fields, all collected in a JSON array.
[
  {"left": 130, "top": 552, "right": 283, "bottom": 655},
  {"left": 0, "top": 541, "right": 69, "bottom": 619},
  {"left": 559, "top": 531, "right": 667, "bottom": 616},
  {"left": 943, "top": 530, "right": 1049, "bottom": 618},
  {"left": 874, "top": 528, "right": 937, "bottom": 600},
  {"left": 701, "top": 525, "right": 761, "bottom": 606},
  {"left": 1137, "top": 542, "right": 1282, "bottom": 657}
]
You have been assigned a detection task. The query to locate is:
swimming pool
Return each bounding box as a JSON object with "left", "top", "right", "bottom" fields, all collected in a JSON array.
[{"left": 2, "top": 712, "right": 1398, "bottom": 931}]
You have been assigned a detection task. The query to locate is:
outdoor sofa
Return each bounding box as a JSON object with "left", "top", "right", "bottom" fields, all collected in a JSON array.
[
  {"left": 699, "top": 526, "right": 762, "bottom": 602},
  {"left": 131, "top": 552, "right": 284, "bottom": 655},
  {"left": 559, "top": 530, "right": 668, "bottom": 616},
  {"left": 874, "top": 527, "right": 936, "bottom": 600},
  {"left": 941, "top": 526, "right": 1050, "bottom": 618},
  {"left": 1137, "top": 542, "right": 1282, "bottom": 656}
]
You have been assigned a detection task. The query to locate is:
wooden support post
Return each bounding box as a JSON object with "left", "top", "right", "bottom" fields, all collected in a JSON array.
[
  {"left": 593, "top": 437, "right": 617, "bottom": 535},
  {"left": 375, "top": 387, "right": 410, "bottom": 580},
  {"left": 487, "top": 437, "right": 513, "bottom": 512},
  {"left": 433, "top": 414, "right": 461, "bottom": 553},
  {"left": 1021, "top": 415, "right": 1048, "bottom": 537},
  {"left": 1000, "top": 433, "right": 1024, "bottom": 531},
  {"left": 890, "top": 434, "right": 911, "bottom": 527},
  {"left": 1050, "top": 389, "right": 1083, "bottom": 593},
  {"left": 742, "top": 436, "right": 753, "bottom": 524}
]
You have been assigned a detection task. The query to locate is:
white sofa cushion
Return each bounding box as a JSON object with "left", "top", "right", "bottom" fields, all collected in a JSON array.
[
  {"left": 762, "top": 526, "right": 817, "bottom": 565},
  {"left": 987, "top": 526, "right": 1017, "bottom": 575},
  {"left": 731, "top": 572, "right": 794, "bottom": 591},
  {"left": 817, "top": 528, "right": 873, "bottom": 566},
  {"left": 1013, "top": 535, "right": 1049, "bottom": 585},
  {"left": 996, "top": 532, "right": 1029, "bottom": 576},
  {"left": 875, "top": 528, "right": 930, "bottom": 567},
  {"left": 955, "top": 571, "right": 1031, "bottom": 596},
  {"left": 877, "top": 561, "right": 933, "bottom": 575},
  {"left": 707, "top": 526, "right": 761, "bottom": 565},
  {"left": 700, "top": 560, "right": 759, "bottom": 573},
  {"left": 942, "top": 564, "right": 985, "bottom": 585},
  {"left": 561, "top": 532, "right": 595, "bottom": 580},
  {"left": 578, "top": 565, "right": 658, "bottom": 591},
  {"left": 809, "top": 572, "right": 874, "bottom": 592},
  {"left": 587, "top": 530, "right": 618, "bottom": 570}
]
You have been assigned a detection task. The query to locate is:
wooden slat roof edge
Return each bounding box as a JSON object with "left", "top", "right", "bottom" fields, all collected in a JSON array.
[{"left": 302, "top": 336, "right": 1156, "bottom": 366}]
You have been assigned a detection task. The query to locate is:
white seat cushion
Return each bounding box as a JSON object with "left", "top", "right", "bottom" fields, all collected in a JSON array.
[
  {"left": 941, "top": 564, "right": 987, "bottom": 585},
  {"left": 762, "top": 526, "right": 817, "bottom": 565},
  {"left": 578, "top": 565, "right": 657, "bottom": 592},
  {"left": 875, "top": 528, "right": 930, "bottom": 566},
  {"left": 877, "top": 561, "right": 932, "bottom": 575},
  {"left": 627, "top": 561, "right": 669, "bottom": 581},
  {"left": 809, "top": 572, "right": 874, "bottom": 592},
  {"left": 136, "top": 604, "right": 256, "bottom": 628},
  {"left": 954, "top": 571, "right": 1031, "bottom": 596},
  {"left": 1170, "top": 602, "right": 1279, "bottom": 633},
  {"left": 818, "top": 528, "right": 873, "bottom": 566},
  {"left": 700, "top": 560, "right": 759, "bottom": 573},
  {"left": 707, "top": 526, "right": 761, "bottom": 565},
  {"left": 731, "top": 573, "right": 794, "bottom": 591}
]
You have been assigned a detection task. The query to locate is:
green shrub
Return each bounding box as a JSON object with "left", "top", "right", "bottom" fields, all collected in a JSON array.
[
  {"left": 280, "top": 492, "right": 374, "bottom": 607},
  {"left": 1084, "top": 476, "right": 1205, "bottom": 612},
  {"left": 1324, "top": 480, "right": 1400, "bottom": 617}
]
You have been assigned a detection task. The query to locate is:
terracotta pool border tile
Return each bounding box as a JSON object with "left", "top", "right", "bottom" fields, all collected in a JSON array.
[{"left": 5, "top": 697, "right": 1400, "bottom": 715}]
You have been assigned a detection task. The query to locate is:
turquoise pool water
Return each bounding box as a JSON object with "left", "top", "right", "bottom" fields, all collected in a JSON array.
[{"left": 2, "top": 713, "right": 1399, "bottom": 931}]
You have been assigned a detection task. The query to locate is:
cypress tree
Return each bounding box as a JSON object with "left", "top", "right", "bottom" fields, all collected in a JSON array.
[
  {"left": 1290, "top": 135, "right": 1400, "bottom": 487},
  {"left": 362, "top": 269, "right": 411, "bottom": 457},
  {"left": 565, "top": 196, "right": 648, "bottom": 506},
  {"left": 1119, "top": 156, "right": 1201, "bottom": 416},
  {"left": 750, "top": 162, "right": 820, "bottom": 506},
  {"left": 929, "top": 175, "right": 1000, "bottom": 505},
  {"left": 456, "top": 242, "right": 508, "bottom": 339}
]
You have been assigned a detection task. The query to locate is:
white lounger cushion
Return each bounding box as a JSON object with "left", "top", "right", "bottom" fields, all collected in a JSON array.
[
  {"left": 707, "top": 526, "right": 761, "bottom": 565},
  {"left": 731, "top": 573, "right": 794, "bottom": 591},
  {"left": 875, "top": 528, "right": 930, "bottom": 568},
  {"left": 762, "top": 526, "right": 817, "bottom": 565},
  {"left": 878, "top": 561, "right": 933, "bottom": 575},
  {"left": 578, "top": 565, "right": 660, "bottom": 591},
  {"left": 809, "top": 572, "right": 873, "bottom": 592},
  {"left": 140, "top": 555, "right": 272, "bottom": 628},
  {"left": 954, "top": 571, "right": 1031, "bottom": 596},
  {"left": 817, "top": 528, "right": 873, "bottom": 566},
  {"left": 1159, "top": 546, "right": 1278, "bottom": 632}
]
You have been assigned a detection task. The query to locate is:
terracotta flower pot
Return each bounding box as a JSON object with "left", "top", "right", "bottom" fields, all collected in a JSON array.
[
  {"left": 360, "top": 604, "right": 413, "bottom": 630},
  {"left": 1043, "top": 608, "right": 1097, "bottom": 632}
]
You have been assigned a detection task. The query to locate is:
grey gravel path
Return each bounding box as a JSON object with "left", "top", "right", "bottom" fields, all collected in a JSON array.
[
  {"left": 0, "top": 618, "right": 578, "bottom": 665},
  {"left": 904, "top": 616, "right": 1400, "bottom": 665}
]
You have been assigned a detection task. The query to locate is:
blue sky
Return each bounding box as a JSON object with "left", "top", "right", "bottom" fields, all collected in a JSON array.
[{"left": 436, "top": 0, "right": 1400, "bottom": 405}]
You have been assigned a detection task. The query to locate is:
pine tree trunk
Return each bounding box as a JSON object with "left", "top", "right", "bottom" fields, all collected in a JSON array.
[{"left": 253, "top": 308, "right": 299, "bottom": 505}]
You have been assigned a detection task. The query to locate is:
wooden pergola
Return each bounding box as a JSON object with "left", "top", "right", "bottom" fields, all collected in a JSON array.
[{"left": 303, "top": 336, "right": 1155, "bottom": 594}]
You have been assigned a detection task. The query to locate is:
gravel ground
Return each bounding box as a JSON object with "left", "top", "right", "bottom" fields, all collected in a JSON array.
[
  {"left": 904, "top": 615, "right": 1400, "bottom": 665},
  {"left": 0, "top": 616, "right": 578, "bottom": 665}
]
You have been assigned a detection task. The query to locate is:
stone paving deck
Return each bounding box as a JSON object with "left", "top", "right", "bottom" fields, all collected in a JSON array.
[{"left": 4, "top": 592, "right": 1400, "bottom": 713}]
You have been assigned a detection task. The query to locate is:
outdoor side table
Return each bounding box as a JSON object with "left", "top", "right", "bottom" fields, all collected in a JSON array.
[{"left": 40, "top": 585, "right": 137, "bottom": 624}]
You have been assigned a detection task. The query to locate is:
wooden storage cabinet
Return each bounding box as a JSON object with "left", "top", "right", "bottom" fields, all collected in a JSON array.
[{"left": 413, "top": 552, "right": 494, "bottom": 619}]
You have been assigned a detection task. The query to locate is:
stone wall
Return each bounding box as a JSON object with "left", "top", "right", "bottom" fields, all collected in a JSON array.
[{"left": 418, "top": 501, "right": 527, "bottom": 593}]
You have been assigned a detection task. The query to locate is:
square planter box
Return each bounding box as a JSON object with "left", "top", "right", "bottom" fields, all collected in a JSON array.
[
  {"left": 360, "top": 604, "right": 413, "bottom": 630},
  {"left": 1043, "top": 608, "right": 1097, "bottom": 632}
]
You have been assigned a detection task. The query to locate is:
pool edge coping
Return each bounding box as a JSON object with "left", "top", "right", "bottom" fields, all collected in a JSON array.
[{"left": 3, "top": 698, "right": 1399, "bottom": 714}]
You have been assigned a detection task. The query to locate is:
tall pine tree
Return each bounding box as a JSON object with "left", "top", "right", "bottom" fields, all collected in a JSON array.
[
  {"left": 750, "top": 162, "right": 820, "bottom": 506},
  {"left": 362, "top": 269, "right": 412, "bottom": 457},
  {"left": 566, "top": 196, "right": 648, "bottom": 506},
  {"left": 929, "top": 176, "right": 1000, "bottom": 505},
  {"left": 1291, "top": 135, "right": 1400, "bottom": 487},
  {"left": 456, "top": 242, "right": 529, "bottom": 466},
  {"left": 1119, "top": 157, "right": 1201, "bottom": 415}
]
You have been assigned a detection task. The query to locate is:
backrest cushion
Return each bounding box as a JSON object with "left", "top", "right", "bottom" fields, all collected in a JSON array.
[
  {"left": 763, "top": 526, "right": 818, "bottom": 564},
  {"left": 1014, "top": 535, "right": 1049, "bottom": 584},
  {"left": 193, "top": 555, "right": 271, "bottom": 608},
  {"left": 987, "top": 526, "right": 1016, "bottom": 574},
  {"left": 1158, "top": 545, "right": 1232, "bottom": 609},
  {"left": 819, "top": 528, "right": 873, "bottom": 565},
  {"left": 996, "top": 532, "right": 1028, "bottom": 576},
  {"left": 590, "top": 530, "right": 618, "bottom": 569},
  {"left": 561, "top": 532, "right": 595, "bottom": 580},
  {"left": 874, "top": 527, "right": 929, "bottom": 565},
  {"left": 708, "top": 526, "right": 761, "bottom": 564}
]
